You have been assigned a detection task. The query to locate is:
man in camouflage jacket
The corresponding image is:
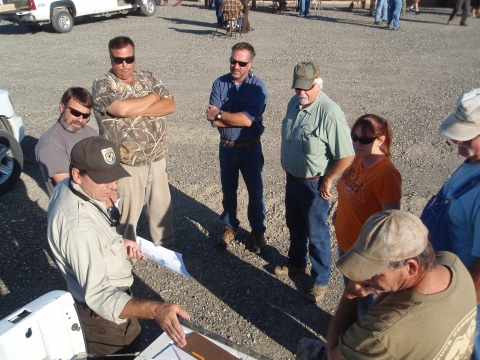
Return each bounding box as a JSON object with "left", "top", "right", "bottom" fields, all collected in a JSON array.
[{"left": 92, "top": 36, "right": 176, "bottom": 248}]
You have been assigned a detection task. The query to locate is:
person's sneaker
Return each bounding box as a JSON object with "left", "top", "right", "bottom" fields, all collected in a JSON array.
[
  {"left": 374, "top": 21, "right": 380, "bottom": 25},
  {"left": 306, "top": 285, "right": 327, "bottom": 304},
  {"left": 236, "top": 24, "right": 241, "bottom": 32},
  {"left": 381, "top": 19, "right": 386, "bottom": 23},
  {"left": 250, "top": 230, "right": 265, "bottom": 254},
  {"left": 460, "top": 22, "right": 468, "bottom": 26},
  {"left": 305, "top": 12, "right": 311, "bottom": 16},
  {"left": 407, "top": 5, "right": 414, "bottom": 11},
  {"left": 217, "top": 225, "right": 236, "bottom": 247},
  {"left": 393, "top": 26, "right": 398, "bottom": 30},
  {"left": 274, "top": 264, "right": 306, "bottom": 276},
  {"left": 415, "top": 10, "right": 420, "bottom": 14},
  {"left": 297, "top": 13, "right": 305, "bottom": 17}
]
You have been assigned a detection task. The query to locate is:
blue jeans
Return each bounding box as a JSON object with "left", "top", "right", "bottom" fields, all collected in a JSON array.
[
  {"left": 338, "top": 247, "right": 375, "bottom": 322},
  {"left": 215, "top": 0, "right": 224, "bottom": 25},
  {"left": 298, "top": 0, "right": 311, "bottom": 15},
  {"left": 219, "top": 142, "right": 266, "bottom": 234},
  {"left": 387, "top": 0, "right": 402, "bottom": 28},
  {"left": 375, "top": 0, "right": 388, "bottom": 21},
  {"left": 285, "top": 177, "right": 331, "bottom": 286}
]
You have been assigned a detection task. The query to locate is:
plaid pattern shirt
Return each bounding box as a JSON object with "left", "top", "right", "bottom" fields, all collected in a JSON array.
[{"left": 221, "top": 0, "right": 244, "bottom": 21}]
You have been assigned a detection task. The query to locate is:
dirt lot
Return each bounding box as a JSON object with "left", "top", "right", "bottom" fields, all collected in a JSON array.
[{"left": 0, "top": 2, "right": 479, "bottom": 359}]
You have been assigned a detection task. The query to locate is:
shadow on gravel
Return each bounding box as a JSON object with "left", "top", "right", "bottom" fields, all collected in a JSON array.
[{"left": 157, "top": 185, "right": 333, "bottom": 354}]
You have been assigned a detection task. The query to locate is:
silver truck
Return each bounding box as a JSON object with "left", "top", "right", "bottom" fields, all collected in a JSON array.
[{"left": 0, "top": 0, "right": 158, "bottom": 33}]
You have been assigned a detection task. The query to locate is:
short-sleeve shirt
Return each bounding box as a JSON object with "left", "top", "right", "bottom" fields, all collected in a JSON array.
[
  {"left": 281, "top": 92, "right": 354, "bottom": 178},
  {"left": 35, "top": 122, "right": 98, "bottom": 196},
  {"left": 443, "top": 161, "right": 480, "bottom": 268},
  {"left": 92, "top": 70, "right": 171, "bottom": 167},
  {"left": 209, "top": 72, "right": 267, "bottom": 143},
  {"left": 335, "top": 157, "right": 402, "bottom": 252},
  {"left": 48, "top": 179, "right": 133, "bottom": 324},
  {"left": 339, "top": 252, "right": 477, "bottom": 360}
]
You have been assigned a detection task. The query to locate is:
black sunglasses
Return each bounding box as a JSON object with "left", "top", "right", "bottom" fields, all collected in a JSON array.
[
  {"left": 67, "top": 105, "right": 91, "bottom": 120},
  {"left": 111, "top": 55, "right": 135, "bottom": 64},
  {"left": 229, "top": 57, "right": 250, "bottom": 67},
  {"left": 351, "top": 133, "right": 376, "bottom": 145}
]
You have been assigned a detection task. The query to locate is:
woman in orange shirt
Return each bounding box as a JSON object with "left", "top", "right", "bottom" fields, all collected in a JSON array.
[{"left": 334, "top": 114, "right": 402, "bottom": 318}]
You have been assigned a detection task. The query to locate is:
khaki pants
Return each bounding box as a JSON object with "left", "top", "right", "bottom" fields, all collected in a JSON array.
[
  {"left": 117, "top": 158, "right": 174, "bottom": 246},
  {"left": 75, "top": 300, "right": 141, "bottom": 357}
]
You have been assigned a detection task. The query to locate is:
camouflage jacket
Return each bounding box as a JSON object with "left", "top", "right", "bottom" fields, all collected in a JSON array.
[{"left": 92, "top": 70, "right": 171, "bottom": 167}]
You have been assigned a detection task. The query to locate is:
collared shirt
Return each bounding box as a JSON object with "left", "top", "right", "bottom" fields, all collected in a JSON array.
[
  {"left": 221, "top": 0, "right": 244, "bottom": 20},
  {"left": 92, "top": 70, "right": 171, "bottom": 167},
  {"left": 209, "top": 72, "right": 267, "bottom": 143},
  {"left": 281, "top": 92, "right": 353, "bottom": 178},
  {"left": 48, "top": 179, "right": 133, "bottom": 324}
]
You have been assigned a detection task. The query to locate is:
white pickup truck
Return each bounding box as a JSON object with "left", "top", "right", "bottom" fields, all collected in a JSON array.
[{"left": 0, "top": 0, "right": 158, "bottom": 33}]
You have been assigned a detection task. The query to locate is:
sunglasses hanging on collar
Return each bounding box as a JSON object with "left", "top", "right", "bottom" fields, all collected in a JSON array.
[{"left": 68, "top": 181, "right": 120, "bottom": 227}]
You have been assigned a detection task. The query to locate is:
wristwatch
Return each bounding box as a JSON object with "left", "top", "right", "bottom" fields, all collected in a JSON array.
[{"left": 217, "top": 110, "right": 223, "bottom": 120}]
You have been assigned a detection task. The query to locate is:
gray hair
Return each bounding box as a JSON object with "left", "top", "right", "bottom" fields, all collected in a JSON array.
[
  {"left": 387, "top": 242, "right": 436, "bottom": 272},
  {"left": 314, "top": 77, "right": 323, "bottom": 90}
]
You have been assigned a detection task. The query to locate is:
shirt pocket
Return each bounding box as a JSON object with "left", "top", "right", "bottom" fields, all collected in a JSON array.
[
  {"left": 301, "top": 125, "right": 319, "bottom": 155},
  {"left": 108, "top": 236, "right": 128, "bottom": 272}
]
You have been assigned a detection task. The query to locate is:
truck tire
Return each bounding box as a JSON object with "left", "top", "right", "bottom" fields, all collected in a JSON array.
[
  {"left": 141, "top": 0, "right": 157, "bottom": 16},
  {"left": 52, "top": 10, "right": 74, "bottom": 33},
  {"left": 0, "top": 130, "right": 23, "bottom": 196}
]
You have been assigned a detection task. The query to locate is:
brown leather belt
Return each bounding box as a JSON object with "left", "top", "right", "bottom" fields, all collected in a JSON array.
[
  {"left": 221, "top": 137, "right": 261, "bottom": 148},
  {"left": 287, "top": 172, "right": 323, "bottom": 182}
]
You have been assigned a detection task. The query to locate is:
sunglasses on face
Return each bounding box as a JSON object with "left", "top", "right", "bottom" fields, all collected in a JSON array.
[
  {"left": 111, "top": 55, "right": 135, "bottom": 64},
  {"left": 67, "top": 105, "right": 91, "bottom": 120},
  {"left": 351, "top": 133, "right": 376, "bottom": 145},
  {"left": 229, "top": 57, "right": 250, "bottom": 67}
]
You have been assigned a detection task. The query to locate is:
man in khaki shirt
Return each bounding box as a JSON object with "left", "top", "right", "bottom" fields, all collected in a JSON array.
[{"left": 48, "top": 137, "right": 189, "bottom": 356}]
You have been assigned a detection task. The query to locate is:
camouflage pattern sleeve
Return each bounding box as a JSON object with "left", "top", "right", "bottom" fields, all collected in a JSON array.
[
  {"left": 147, "top": 72, "right": 171, "bottom": 99},
  {"left": 92, "top": 74, "right": 123, "bottom": 116}
]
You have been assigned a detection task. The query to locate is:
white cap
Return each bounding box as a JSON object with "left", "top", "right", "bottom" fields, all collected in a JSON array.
[{"left": 440, "top": 88, "right": 480, "bottom": 141}]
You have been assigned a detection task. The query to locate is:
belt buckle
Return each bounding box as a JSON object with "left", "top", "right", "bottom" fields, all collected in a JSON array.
[{"left": 228, "top": 141, "right": 235, "bottom": 148}]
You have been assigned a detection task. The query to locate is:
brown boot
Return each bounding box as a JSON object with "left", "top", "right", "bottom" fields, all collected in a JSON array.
[
  {"left": 274, "top": 264, "right": 306, "bottom": 276},
  {"left": 217, "top": 225, "right": 236, "bottom": 247},
  {"left": 250, "top": 230, "right": 265, "bottom": 254},
  {"left": 306, "top": 285, "right": 327, "bottom": 304}
]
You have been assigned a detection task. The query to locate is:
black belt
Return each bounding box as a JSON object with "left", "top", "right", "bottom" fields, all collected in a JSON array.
[
  {"left": 287, "top": 173, "right": 324, "bottom": 182},
  {"left": 221, "top": 137, "right": 261, "bottom": 148}
]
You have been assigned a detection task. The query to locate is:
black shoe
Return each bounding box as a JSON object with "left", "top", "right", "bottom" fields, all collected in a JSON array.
[
  {"left": 374, "top": 21, "right": 380, "bottom": 25},
  {"left": 460, "top": 22, "right": 468, "bottom": 26}
]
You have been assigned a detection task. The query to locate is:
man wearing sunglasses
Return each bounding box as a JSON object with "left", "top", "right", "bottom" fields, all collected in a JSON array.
[
  {"left": 92, "top": 36, "right": 177, "bottom": 251},
  {"left": 36, "top": 87, "right": 98, "bottom": 197},
  {"left": 206, "top": 42, "right": 268, "bottom": 254},
  {"left": 275, "top": 62, "right": 354, "bottom": 304},
  {"left": 48, "top": 137, "right": 190, "bottom": 357}
]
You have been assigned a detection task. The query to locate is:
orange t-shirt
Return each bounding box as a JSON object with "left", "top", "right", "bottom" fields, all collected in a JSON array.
[{"left": 335, "top": 157, "right": 402, "bottom": 252}]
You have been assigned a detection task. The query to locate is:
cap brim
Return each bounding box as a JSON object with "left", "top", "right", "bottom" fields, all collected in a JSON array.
[
  {"left": 336, "top": 247, "right": 389, "bottom": 282},
  {"left": 292, "top": 78, "right": 314, "bottom": 90},
  {"left": 88, "top": 164, "right": 131, "bottom": 184},
  {"left": 440, "top": 113, "right": 480, "bottom": 141}
]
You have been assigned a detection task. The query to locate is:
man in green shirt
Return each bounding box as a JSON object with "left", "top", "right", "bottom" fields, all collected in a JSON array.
[
  {"left": 327, "top": 210, "right": 476, "bottom": 360},
  {"left": 275, "top": 61, "right": 354, "bottom": 303}
]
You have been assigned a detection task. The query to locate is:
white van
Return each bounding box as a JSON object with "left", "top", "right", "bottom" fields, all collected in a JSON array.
[{"left": 0, "top": 0, "right": 158, "bottom": 33}]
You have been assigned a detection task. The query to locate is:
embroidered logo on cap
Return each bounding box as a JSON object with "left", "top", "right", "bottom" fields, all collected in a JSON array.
[{"left": 101, "top": 147, "right": 116, "bottom": 165}]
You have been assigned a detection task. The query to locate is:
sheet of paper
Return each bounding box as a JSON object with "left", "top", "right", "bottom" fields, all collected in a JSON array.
[
  {"left": 137, "top": 237, "right": 191, "bottom": 277},
  {"left": 151, "top": 343, "right": 197, "bottom": 359}
]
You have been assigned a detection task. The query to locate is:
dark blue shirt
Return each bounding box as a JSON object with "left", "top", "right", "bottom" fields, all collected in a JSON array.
[{"left": 209, "top": 72, "right": 267, "bottom": 142}]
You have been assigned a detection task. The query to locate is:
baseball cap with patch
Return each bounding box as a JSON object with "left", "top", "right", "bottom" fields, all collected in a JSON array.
[
  {"left": 440, "top": 88, "right": 480, "bottom": 141},
  {"left": 292, "top": 62, "right": 321, "bottom": 90},
  {"left": 336, "top": 210, "right": 428, "bottom": 281},
  {"left": 70, "top": 137, "right": 130, "bottom": 183}
]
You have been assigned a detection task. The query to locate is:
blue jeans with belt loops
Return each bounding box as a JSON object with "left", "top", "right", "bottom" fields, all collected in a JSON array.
[
  {"left": 219, "top": 141, "right": 266, "bottom": 234},
  {"left": 285, "top": 176, "right": 331, "bottom": 287}
]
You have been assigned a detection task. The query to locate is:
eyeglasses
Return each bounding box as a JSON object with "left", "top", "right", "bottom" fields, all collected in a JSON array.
[
  {"left": 351, "top": 133, "right": 376, "bottom": 145},
  {"left": 229, "top": 57, "right": 250, "bottom": 67},
  {"left": 111, "top": 55, "right": 135, "bottom": 64},
  {"left": 67, "top": 106, "right": 91, "bottom": 120}
]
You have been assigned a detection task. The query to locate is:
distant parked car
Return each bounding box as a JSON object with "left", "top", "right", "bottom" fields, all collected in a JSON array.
[
  {"left": 0, "top": 0, "right": 157, "bottom": 33},
  {"left": 0, "top": 89, "right": 24, "bottom": 196}
]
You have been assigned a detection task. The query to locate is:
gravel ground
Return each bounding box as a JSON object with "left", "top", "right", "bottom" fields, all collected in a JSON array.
[{"left": 0, "top": 2, "right": 479, "bottom": 359}]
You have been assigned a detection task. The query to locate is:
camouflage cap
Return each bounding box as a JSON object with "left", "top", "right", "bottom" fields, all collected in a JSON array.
[
  {"left": 336, "top": 210, "right": 428, "bottom": 281},
  {"left": 71, "top": 137, "right": 130, "bottom": 184},
  {"left": 292, "top": 62, "right": 321, "bottom": 90}
]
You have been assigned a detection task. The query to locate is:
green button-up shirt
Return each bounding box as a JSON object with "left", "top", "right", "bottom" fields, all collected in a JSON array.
[{"left": 281, "top": 92, "right": 354, "bottom": 178}]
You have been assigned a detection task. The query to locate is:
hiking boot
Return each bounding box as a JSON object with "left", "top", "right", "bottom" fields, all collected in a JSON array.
[
  {"left": 274, "top": 264, "right": 306, "bottom": 276},
  {"left": 250, "top": 230, "right": 266, "bottom": 254},
  {"left": 217, "top": 225, "right": 236, "bottom": 247},
  {"left": 306, "top": 285, "right": 327, "bottom": 304}
]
